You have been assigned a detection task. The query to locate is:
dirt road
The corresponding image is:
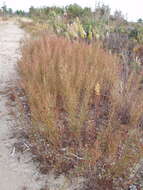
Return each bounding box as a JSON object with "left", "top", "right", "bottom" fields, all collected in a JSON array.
[{"left": 0, "top": 22, "right": 44, "bottom": 190}]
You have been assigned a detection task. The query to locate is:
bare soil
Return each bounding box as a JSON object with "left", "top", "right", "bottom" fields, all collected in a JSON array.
[{"left": 0, "top": 21, "right": 46, "bottom": 190}]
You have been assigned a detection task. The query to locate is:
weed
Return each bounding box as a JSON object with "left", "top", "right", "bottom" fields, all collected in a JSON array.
[{"left": 18, "top": 34, "right": 143, "bottom": 188}]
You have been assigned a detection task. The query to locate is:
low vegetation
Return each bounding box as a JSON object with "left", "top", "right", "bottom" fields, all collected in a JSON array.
[
  {"left": 18, "top": 33, "right": 143, "bottom": 188},
  {"left": 15, "top": 2, "right": 143, "bottom": 189}
]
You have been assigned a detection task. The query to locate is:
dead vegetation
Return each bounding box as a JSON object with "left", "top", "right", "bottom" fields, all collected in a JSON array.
[{"left": 18, "top": 34, "right": 143, "bottom": 189}]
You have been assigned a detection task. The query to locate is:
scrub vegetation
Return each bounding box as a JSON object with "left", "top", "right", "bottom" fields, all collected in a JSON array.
[{"left": 13, "top": 3, "right": 143, "bottom": 189}]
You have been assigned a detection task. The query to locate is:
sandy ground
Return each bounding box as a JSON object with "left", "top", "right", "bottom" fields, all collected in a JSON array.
[{"left": 0, "top": 22, "right": 46, "bottom": 190}]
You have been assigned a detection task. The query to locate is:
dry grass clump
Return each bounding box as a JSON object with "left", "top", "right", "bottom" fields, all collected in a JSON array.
[
  {"left": 18, "top": 34, "right": 143, "bottom": 188},
  {"left": 19, "top": 20, "right": 49, "bottom": 35}
]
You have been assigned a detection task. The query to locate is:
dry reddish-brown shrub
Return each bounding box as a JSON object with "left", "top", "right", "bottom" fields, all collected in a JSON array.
[{"left": 18, "top": 34, "right": 143, "bottom": 188}]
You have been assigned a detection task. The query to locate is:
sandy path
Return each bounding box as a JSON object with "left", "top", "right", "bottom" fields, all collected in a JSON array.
[{"left": 0, "top": 22, "right": 44, "bottom": 190}]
